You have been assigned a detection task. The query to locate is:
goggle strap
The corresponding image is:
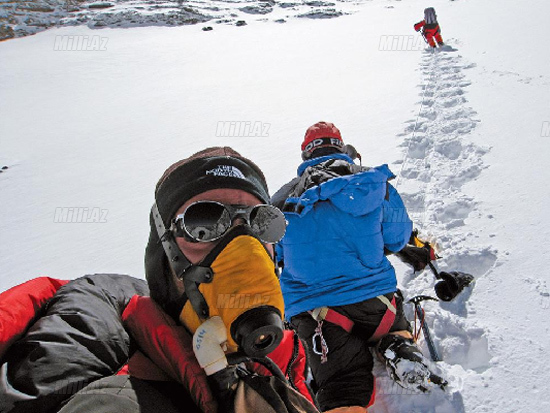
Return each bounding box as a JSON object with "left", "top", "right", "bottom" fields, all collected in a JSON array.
[
  {"left": 152, "top": 203, "right": 193, "bottom": 278},
  {"left": 152, "top": 203, "right": 214, "bottom": 320}
]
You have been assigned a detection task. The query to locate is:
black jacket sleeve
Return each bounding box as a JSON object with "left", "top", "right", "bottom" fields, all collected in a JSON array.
[{"left": 0, "top": 273, "right": 148, "bottom": 413}]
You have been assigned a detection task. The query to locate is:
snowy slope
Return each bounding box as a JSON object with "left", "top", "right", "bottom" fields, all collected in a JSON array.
[{"left": 1, "top": 0, "right": 550, "bottom": 412}]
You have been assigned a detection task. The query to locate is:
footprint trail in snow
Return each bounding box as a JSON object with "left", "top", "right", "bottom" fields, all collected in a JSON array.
[{"left": 371, "top": 45, "right": 497, "bottom": 413}]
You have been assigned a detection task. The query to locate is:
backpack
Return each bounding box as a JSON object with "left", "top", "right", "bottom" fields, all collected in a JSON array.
[
  {"left": 424, "top": 7, "right": 437, "bottom": 25},
  {"left": 223, "top": 354, "right": 320, "bottom": 413},
  {"left": 290, "top": 158, "right": 369, "bottom": 199},
  {"left": 233, "top": 373, "right": 319, "bottom": 413}
]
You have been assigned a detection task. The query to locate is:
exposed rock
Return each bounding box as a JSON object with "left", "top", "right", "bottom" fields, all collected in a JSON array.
[
  {"left": 240, "top": 4, "right": 273, "bottom": 15},
  {"left": 0, "top": 24, "right": 14, "bottom": 41},
  {"left": 88, "top": 2, "right": 115, "bottom": 10},
  {"left": 297, "top": 8, "right": 343, "bottom": 19},
  {"left": 0, "top": 0, "right": 351, "bottom": 41}
]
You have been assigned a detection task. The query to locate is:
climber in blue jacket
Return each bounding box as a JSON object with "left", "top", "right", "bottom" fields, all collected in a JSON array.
[{"left": 272, "top": 121, "right": 439, "bottom": 413}]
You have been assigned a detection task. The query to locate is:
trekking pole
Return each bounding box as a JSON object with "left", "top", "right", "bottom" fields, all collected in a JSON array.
[
  {"left": 408, "top": 295, "right": 441, "bottom": 362},
  {"left": 418, "top": 30, "right": 428, "bottom": 45},
  {"left": 418, "top": 30, "right": 435, "bottom": 54}
]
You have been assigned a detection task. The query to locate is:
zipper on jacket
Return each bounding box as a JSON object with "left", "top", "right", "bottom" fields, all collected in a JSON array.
[{"left": 286, "top": 332, "right": 300, "bottom": 392}]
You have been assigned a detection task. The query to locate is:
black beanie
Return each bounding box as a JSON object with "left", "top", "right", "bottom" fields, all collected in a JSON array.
[
  {"left": 154, "top": 147, "right": 270, "bottom": 226},
  {"left": 145, "top": 146, "right": 270, "bottom": 310}
]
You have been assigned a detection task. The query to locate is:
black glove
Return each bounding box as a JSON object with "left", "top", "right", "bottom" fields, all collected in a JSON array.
[
  {"left": 434, "top": 271, "right": 474, "bottom": 301},
  {"left": 395, "top": 245, "right": 432, "bottom": 271}
]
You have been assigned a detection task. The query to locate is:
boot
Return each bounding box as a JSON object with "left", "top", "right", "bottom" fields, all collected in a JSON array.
[{"left": 377, "top": 334, "right": 432, "bottom": 392}]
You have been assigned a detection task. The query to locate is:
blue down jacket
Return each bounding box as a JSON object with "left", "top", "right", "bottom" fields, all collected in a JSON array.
[{"left": 275, "top": 154, "right": 412, "bottom": 318}]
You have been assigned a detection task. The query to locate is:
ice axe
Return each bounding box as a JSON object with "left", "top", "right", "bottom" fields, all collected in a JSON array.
[{"left": 408, "top": 295, "right": 441, "bottom": 362}]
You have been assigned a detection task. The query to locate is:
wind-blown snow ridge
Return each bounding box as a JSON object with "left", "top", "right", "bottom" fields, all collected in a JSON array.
[{"left": 372, "top": 43, "right": 498, "bottom": 413}]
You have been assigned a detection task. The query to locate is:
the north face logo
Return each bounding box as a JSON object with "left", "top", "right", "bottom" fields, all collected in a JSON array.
[{"left": 206, "top": 165, "right": 246, "bottom": 179}]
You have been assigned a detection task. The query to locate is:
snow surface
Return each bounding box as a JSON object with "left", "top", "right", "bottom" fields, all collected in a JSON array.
[{"left": 1, "top": 0, "right": 550, "bottom": 412}]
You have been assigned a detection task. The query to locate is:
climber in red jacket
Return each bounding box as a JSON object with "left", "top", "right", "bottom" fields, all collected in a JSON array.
[
  {"left": 414, "top": 7, "right": 444, "bottom": 48},
  {"left": 0, "top": 147, "right": 317, "bottom": 413}
]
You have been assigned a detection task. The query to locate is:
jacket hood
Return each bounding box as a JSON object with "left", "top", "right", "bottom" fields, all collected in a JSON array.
[
  {"left": 297, "top": 153, "right": 354, "bottom": 176},
  {"left": 291, "top": 156, "right": 395, "bottom": 217}
]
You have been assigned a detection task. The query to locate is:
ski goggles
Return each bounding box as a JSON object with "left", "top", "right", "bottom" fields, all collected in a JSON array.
[{"left": 172, "top": 201, "right": 286, "bottom": 243}]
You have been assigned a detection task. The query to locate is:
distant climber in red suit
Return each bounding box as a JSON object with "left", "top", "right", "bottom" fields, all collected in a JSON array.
[{"left": 414, "top": 7, "right": 444, "bottom": 48}]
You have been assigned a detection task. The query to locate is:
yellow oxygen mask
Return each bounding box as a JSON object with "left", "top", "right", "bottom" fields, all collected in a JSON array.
[{"left": 179, "top": 227, "right": 285, "bottom": 357}]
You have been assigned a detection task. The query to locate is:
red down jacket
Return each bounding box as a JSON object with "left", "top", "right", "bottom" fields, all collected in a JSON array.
[
  {"left": 0, "top": 274, "right": 314, "bottom": 413},
  {"left": 414, "top": 20, "right": 441, "bottom": 36}
]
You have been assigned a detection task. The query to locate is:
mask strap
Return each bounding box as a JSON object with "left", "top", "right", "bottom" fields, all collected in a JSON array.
[
  {"left": 152, "top": 203, "right": 213, "bottom": 319},
  {"left": 182, "top": 266, "right": 213, "bottom": 319}
]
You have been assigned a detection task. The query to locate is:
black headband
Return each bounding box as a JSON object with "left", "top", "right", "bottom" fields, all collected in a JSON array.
[{"left": 155, "top": 155, "right": 270, "bottom": 226}]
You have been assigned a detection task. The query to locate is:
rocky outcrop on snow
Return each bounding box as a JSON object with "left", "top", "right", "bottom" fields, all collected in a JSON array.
[
  {"left": 0, "top": 0, "right": 359, "bottom": 41},
  {"left": 0, "top": 0, "right": 211, "bottom": 40}
]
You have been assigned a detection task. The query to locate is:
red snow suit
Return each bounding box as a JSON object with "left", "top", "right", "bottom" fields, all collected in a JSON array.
[{"left": 414, "top": 20, "right": 444, "bottom": 48}]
